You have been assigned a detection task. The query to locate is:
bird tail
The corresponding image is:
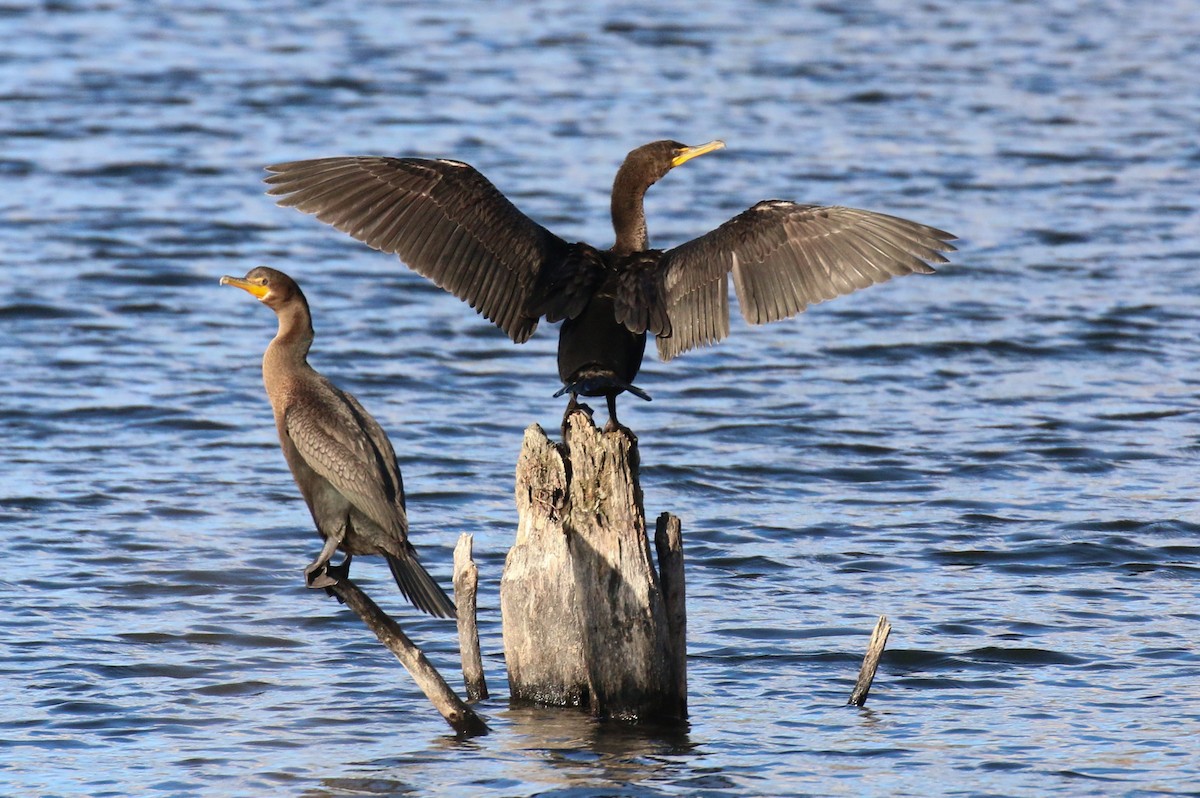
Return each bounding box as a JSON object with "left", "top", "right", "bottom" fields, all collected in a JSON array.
[
  {"left": 386, "top": 553, "right": 457, "bottom": 619},
  {"left": 553, "top": 376, "right": 652, "bottom": 402}
]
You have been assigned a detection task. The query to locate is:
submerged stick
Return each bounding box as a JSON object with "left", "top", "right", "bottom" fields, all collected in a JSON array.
[
  {"left": 848, "top": 615, "right": 892, "bottom": 707},
  {"left": 329, "top": 577, "right": 489, "bottom": 736},
  {"left": 454, "top": 533, "right": 489, "bottom": 701}
]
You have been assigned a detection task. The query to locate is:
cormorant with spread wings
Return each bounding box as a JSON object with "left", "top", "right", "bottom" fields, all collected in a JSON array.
[{"left": 264, "top": 140, "right": 954, "bottom": 428}]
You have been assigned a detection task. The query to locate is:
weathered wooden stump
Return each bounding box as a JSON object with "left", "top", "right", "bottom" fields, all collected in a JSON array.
[{"left": 500, "top": 409, "right": 686, "bottom": 722}]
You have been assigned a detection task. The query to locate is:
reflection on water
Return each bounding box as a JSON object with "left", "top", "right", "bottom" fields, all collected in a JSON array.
[
  {"left": 312, "top": 708, "right": 705, "bottom": 797},
  {"left": 3, "top": 0, "right": 1200, "bottom": 795},
  {"left": 496, "top": 708, "right": 701, "bottom": 794}
]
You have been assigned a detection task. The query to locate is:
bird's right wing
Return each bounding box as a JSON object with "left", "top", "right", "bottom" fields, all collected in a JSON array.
[
  {"left": 655, "top": 202, "right": 956, "bottom": 360},
  {"left": 265, "top": 156, "right": 571, "bottom": 343}
]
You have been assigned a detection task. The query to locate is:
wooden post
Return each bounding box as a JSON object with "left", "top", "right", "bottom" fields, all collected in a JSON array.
[
  {"left": 327, "top": 578, "right": 489, "bottom": 736},
  {"left": 848, "top": 615, "right": 892, "bottom": 707},
  {"left": 454, "top": 533, "right": 489, "bottom": 701},
  {"left": 654, "top": 512, "right": 686, "bottom": 718},
  {"left": 500, "top": 409, "right": 686, "bottom": 722}
]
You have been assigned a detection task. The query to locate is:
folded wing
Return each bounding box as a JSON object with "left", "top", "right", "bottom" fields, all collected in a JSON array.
[{"left": 285, "top": 386, "right": 408, "bottom": 541}]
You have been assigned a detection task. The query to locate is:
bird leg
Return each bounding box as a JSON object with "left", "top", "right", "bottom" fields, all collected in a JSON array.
[
  {"left": 603, "top": 394, "right": 636, "bottom": 441},
  {"left": 604, "top": 394, "right": 620, "bottom": 430},
  {"left": 304, "top": 525, "right": 346, "bottom": 589}
]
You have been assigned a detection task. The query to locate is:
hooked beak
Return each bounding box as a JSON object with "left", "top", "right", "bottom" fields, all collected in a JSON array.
[
  {"left": 671, "top": 139, "right": 725, "bottom": 168},
  {"left": 220, "top": 275, "right": 269, "bottom": 299}
]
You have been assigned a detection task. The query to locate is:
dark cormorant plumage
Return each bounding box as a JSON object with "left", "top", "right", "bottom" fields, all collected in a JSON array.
[
  {"left": 264, "top": 140, "right": 955, "bottom": 428},
  {"left": 220, "top": 266, "right": 456, "bottom": 618}
]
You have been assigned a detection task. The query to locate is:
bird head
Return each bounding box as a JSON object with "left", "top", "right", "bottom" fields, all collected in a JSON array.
[
  {"left": 622, "top": 139, "right": 726, "bottom": 186},
  {"left": 220, "top": 266, "right": 301, "bottom": 310}
]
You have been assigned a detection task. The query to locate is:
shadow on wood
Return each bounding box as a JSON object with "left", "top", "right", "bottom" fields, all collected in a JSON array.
[
  {"left": 327, "top": 577, "right": 489, "bottom": 736},
  {"left": 500, "top": 408, "right": 686, "bottom": 722}
]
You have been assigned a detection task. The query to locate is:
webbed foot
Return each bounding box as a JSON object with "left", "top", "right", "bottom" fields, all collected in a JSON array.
[
  {"left": 305, "top": 530, "right": 347, "bottom": 591},
  {"left": 304, "top": 562, "right": 338, "bottom": 589},
  {"left": 306, "top": 553, "right": 352, "bottom": 600},
  {"left": 324, "top": 556, "right": 352, "bottom": 583}
]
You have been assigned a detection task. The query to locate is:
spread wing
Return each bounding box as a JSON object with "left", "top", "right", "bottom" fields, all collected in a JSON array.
[
  {"left": 284, "top": 382, "right": 407, "bottom": 540},
  {"left": 265, "top": 156, "right": 571, "bottom": 343},
  {"left": 655, "top": 202, "right": 956, "bottom": 360}
]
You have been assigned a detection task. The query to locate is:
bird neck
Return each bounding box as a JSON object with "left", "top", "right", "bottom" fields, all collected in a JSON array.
[
  {"left": 263, "top": 302, "right": 315, "bottom": 376},
  {"left": 610, "top": 168, "right": 652, "bottom": 255}
]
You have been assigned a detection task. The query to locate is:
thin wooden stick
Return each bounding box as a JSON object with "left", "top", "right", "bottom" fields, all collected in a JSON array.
[
  {"left": 654, "top": 512, "right": 687, "bottom": 719},
  {"left": 328, "top": 577, "right": 489, "bottom": 736},
  {"left": 848, "top": 615, "right": 892, "bottom": 707},
  {"left": 454, "top": 533, "right": 489, "bottom": 701}
]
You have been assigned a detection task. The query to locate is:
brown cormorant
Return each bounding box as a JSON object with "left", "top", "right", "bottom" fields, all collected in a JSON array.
[
  {"left": 220, "top": 266, "right": 456, "bottom": 618},
  {"left": 263, "top": 140, "right": 955, "bottom": 428}
]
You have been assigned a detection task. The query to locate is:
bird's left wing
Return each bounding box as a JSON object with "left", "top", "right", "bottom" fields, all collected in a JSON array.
[
  {"left": 284, "top": 387, "right": 407, "bottom": 539},
  {"left": 655, "top": 202, "right": 956, "bottom": 360},
  {"left": 265, "top": 156, "right": 571, "bottom": 343}
]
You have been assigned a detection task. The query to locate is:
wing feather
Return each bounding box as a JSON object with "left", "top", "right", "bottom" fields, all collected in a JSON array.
[
  {"left": 656, "top": 202, "right": 955, "bottom": 359},
  {"left": 266, "top": 157, "right": 570, "bottom": 343},
  {"left": 285, "top": 383, "right": 407, "bottom": 540}
]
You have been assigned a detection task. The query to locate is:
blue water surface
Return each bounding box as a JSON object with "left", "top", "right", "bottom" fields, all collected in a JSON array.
[{"left": 2, "top": 1, "right": 1198, "bottom": 795}]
